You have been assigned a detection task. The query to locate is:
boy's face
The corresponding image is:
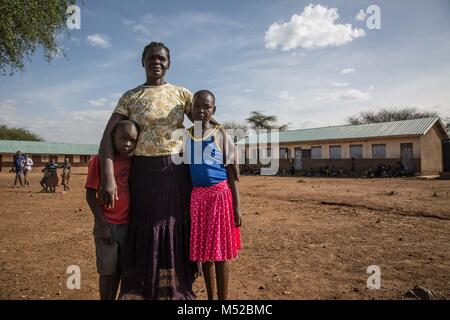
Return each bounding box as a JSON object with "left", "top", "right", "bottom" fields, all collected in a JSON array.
[
  {"left": 192, "top": 94, "right": 216, "bottom": 123},
  {"left": 113, "top": 124, "right": 138, "bottom": 157}
]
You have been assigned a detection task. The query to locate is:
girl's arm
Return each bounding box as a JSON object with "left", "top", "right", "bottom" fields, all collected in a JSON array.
[
  {"left": 98, "top": 112, "right": 127, "bottom": 208},
  {"left": 219, "top": 128, "right": 242, "bottom": 227}
]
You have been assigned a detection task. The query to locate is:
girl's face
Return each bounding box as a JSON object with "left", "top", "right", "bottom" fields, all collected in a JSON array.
[
  {"left": 142, "top": 47, "right": 170, "bottom": 81},
  {"left": 192, "top": 94, "right": 216, "bottom": 123}
]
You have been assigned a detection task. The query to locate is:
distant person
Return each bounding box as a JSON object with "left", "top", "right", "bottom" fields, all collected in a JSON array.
[
  {"left": 45, "top": 158, "right": 59, "bottom": 193},
  {"left": 85, "top": 120, "right": 139, "bottom": 300},
  {"left": 40, "top": 165, "right": 49, "bottom": 192},
  {"left": 10, "top": 151, "right": 25, "bottom": 188},
  {"left": 61, "top": 158, "right": 72, "bottom": 192},
  {"left": 185, "top": 90, "right": 241, "bottom": 300},
  {"left": 23, "top": 155, "right": 34, "bottom": 186}
]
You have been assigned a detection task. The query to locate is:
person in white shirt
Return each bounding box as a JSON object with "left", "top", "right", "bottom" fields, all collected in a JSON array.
[{"left": 23, "top": 155, "right": 34, "bottom": 186}]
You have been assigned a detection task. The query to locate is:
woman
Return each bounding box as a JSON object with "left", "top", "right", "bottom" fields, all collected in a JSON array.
[{"left": 99, "top": 42, "right": 200, "bottom": 300}]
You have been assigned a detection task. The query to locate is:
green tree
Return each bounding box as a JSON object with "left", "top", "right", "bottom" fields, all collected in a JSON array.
[
  {"left": 0, "top": 124, "right": 44, "bottom": 141},
  {"left": 347, "top": 107, "right": 440, "bottom": 125},
  {"left": 245, "top": 111, "right": 289, "bottom": 131},
  {"left": 0, "top": 0, "right": 76, "bottom": 75}
]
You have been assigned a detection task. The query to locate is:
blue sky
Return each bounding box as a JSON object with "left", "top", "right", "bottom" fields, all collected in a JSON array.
[{"left": 1, "top": 0, "right": 449, "bottom": 143}]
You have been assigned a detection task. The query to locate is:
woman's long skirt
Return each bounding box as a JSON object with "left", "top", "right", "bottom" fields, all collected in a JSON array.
[{"left": 120, "top": 155, "right": 200, "bottom": 300}]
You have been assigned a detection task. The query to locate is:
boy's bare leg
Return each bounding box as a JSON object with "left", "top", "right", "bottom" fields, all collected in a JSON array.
[
  {"left": 215, "top": 261, "right": 229, "bottom": 300},
  {"left": 202, "top": 261, "right": 217, "bottom": 300}
]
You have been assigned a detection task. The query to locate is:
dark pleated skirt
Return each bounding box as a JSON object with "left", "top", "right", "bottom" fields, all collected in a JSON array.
[{"left": 119, "top": 155, "right": 200, "bottom": 300}]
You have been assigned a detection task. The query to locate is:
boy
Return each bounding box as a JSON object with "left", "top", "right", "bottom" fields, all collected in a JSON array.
[
  {"left": 10, "top": 151, "right": 25, "bottom": 188},
  {"left": 45, "top": 158, "right": 59, "bottom": 193},
  {"left": 61, "top": 158, "right": 72, "bottom": 192},
  {"left": 85, "top": 120, "right": 139, "bottom": 300}
]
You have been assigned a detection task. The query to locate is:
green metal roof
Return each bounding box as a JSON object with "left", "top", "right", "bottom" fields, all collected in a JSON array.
[
  {"left": 0, "top": 140, "right": 98, "bottom": 155},
  {"left": 238, "top": 117, "right": 448, "bottom": 145}
]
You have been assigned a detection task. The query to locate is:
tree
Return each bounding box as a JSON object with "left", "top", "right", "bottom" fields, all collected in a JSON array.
[
  {"left": 222, "top": 121, "right": 248, "bottom": 142},
  {"left": 0, "top": 124, "right": 44, "bottom": 141},
  {"left": 347, "top": 107, "right": 440, "bottom": 125},
  {"left": 245, "top": 111, "right": 289, "bottom": 131},
  {"left": 0, "top": 0, "right": 76, "bottom": 75}
]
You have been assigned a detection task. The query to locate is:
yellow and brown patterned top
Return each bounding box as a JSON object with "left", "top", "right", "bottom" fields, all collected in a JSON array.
[{"left": 113, "top": 83, "right": 193, "bottom": 157}]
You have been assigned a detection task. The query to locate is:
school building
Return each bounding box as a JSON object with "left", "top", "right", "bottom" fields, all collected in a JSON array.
[
  {"left": 237, "top": 117, "right": 450, "bottom": 176},
  {"left": 0, "top": 140, "right": 99, "bottom": 172}
]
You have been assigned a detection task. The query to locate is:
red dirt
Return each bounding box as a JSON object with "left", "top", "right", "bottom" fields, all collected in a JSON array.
[{"left": 1, "top": 169, "right": 449, "bottom": 300}]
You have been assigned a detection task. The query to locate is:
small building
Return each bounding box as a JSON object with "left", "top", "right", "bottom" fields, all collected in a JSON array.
[
  {"left": 238, "top": 117, "right": 449, "bottom": 176},
  {"left": 0, "top": 140, "right": 98, "bottom": 171}
]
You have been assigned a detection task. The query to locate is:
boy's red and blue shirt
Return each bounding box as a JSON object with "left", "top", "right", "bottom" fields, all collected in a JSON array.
[{"left": 85, "top": 155, "right": 131, "bottom": 224}]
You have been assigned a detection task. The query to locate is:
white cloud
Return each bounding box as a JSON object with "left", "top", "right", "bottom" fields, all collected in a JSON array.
[
  {"left": 356, "top": 9, "right": 367, "bottom": 21},
  {"left": 244, "top": 89, "right": 255, "bottom": 93},
  {"left": 369, "top": 86, "right": 375, "bottom": 91},
  {"left": 86, "top": 34, "right": 111, "bottom": 49},
  {"left": 0, "top": 99, "right": 17, "bottom": 125},
  {"left": 89, "top": 98, "right": 108, "bottom": 107},
  {"left": 341, "top": 68, "right": 355, "bottom": 74},
  {"left": 318, "top": 89, "right": 370, "bottom": 102},
  {"left": 70, "top": 110, "right": 111, "bottom": 123},
  {"left": 332, "top": 82, "right": 349, "bottom": 87},
  {"left": 265, "top": 4, "right": 366, "bottom": 51},
  {"left": 88, "top": 93, "right": 122, "bottom": 108},
  {"left": 279, "top": 90, "right": 297, "bottom": 102}
]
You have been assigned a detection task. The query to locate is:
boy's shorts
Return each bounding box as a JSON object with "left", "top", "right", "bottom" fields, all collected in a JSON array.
[{"left": 93, "top": 223, "right": 128, "bottom": 276}]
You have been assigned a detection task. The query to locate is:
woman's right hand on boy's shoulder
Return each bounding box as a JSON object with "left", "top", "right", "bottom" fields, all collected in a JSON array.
[{"left": 100, "top": 178, "right": 118, "bottom": 209}]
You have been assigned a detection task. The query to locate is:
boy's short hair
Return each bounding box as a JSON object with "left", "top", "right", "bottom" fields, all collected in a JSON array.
[
  {"left": 193, "top": 90, "right": 215, "bottom": 104},
  {"left": 112, "top": 120, "right": 140, "bottom": 137}
]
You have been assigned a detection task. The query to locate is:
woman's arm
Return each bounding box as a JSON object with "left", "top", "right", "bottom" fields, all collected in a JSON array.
[{"left": 98, "top": 112, "right": 127, "bottom": 208}]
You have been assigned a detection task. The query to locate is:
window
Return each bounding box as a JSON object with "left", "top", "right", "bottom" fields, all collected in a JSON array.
[
  {"left": 329, "top": 145, "right": 341, "bottom": 159},
  {"left": 302, "top": 149, "right": 312, "bottom": 159},
  {"left": 41, "top": 155, "right": 49, "bottom": 162},
  {"left": 372, "top": 144, "right": 386, "bottom": 159},
  {"left": 279, "top": 148, "right": 290, "bottom": 159},
  {"left": 311, "top": 146, "right": 322, "bottom": 159},
  {"left": 350, "top": 145, "right": 363, "bottom": 159}
]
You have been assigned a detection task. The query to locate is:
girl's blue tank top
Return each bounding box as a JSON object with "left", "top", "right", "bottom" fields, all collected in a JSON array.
[{"left": 185, "top": 126, "right": 228, "bottom": 187}]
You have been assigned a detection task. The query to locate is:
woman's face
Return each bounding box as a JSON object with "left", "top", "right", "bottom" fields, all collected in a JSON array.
[{"left": 142, "top": 47, "right": 170, "bottom": 81}]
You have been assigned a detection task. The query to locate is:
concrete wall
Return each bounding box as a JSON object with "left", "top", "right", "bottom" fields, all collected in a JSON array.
[
  {"left": 420, "top": 125, "right": 444, "bottom": 175},
  {"left": 277, "top": 136, "right": 421, "bottom": 159}
]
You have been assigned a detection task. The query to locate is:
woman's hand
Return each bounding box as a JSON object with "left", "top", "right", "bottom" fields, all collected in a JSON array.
[
  {"left": 100, "top": 177, "right": 118, "bottom": 209},
  {"left": 98, "top": 222, "right": 113, "bottom": 245}
]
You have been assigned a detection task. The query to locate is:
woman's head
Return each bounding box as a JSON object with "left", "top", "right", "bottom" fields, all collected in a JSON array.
[
  {"left": 141, "top": 42, "right": 170, "bottom": 81},
  {"left": 192, "top": 90, "right": 216, "bottom": 124}
]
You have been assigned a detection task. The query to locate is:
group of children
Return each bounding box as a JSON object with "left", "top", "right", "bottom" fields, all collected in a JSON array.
[
  {"left": 86, "top": 90, "right": 241, "bottom": 300},
  {"left": 10, "top": 151, "right": 72, "bottom": 192},
  {"left": 39, "top": 158, "right": 72, "bottom": 193},
  {"left": 9, "top": 152, "right": 34, "bottom": 188}
]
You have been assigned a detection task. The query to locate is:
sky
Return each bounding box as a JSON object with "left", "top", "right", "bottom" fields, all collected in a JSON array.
[{"left": 0, "top": 0, "right": 449, "bottom": 144}]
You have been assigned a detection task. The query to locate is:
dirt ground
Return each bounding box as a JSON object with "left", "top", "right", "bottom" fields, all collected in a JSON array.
[{"left": 0, "top": 168, "right": 449, "bottom": 300}]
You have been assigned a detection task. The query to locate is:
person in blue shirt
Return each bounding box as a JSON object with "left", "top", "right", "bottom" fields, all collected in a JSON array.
[
  {"left": 184, "top": 90, "right": 242, "bottom": 300},
  {"left": 10, "top": 151, "right": 25, "bottom": 188}
]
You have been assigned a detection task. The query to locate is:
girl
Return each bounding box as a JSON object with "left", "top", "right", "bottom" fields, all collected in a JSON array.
[{"left": 186, "top": 90, "right": 242, "bottom": 300}]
